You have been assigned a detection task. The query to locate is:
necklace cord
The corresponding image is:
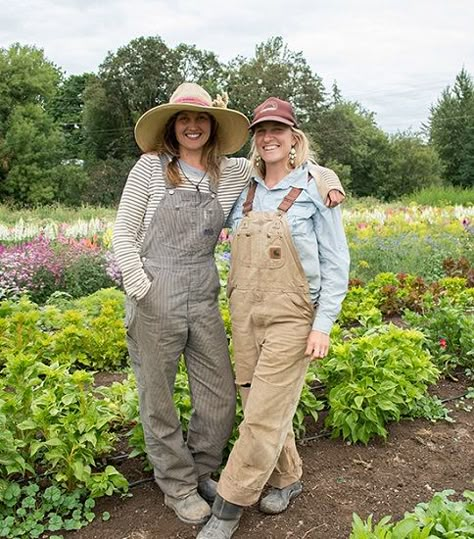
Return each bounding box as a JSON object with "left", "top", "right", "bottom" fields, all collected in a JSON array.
[{"left": 177, "top": 160, "right": 208, "bottom": 192}]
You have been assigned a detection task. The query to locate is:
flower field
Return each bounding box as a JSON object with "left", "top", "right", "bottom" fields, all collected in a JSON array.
[{"left": 0, "top": 202, "right": 473, "bottom": 539}]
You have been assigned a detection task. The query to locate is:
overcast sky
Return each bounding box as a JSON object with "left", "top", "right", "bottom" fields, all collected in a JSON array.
[{"left": 1, "top": 0, "right": 473, "bottom": 133}]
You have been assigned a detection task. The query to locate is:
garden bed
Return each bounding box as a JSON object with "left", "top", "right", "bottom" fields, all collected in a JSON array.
[{"left": 64, "top": 373, "right": 474, "bottom": 539}]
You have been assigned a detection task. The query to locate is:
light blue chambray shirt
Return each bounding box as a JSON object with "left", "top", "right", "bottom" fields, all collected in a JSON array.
[{"left": 226, "top": 163, "right": 350, "bottom": 334}]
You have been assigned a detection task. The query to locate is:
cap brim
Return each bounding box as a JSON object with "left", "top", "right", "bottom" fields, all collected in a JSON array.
[
  {"left": 135, "top": 103, "right": 250, "bottom": 155},
  {"left": 249, "top": 116, "right": 296, "bottom": 130}
]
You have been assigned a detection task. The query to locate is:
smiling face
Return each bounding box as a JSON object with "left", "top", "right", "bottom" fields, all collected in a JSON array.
[
  {"left": 254, "top": 121, "right": 295, "bottom": 168},
  {"left": 174, "top": 111, "right": 212, "bottom": 155}
]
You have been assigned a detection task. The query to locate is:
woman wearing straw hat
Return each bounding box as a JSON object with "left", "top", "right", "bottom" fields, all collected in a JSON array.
[
  {"left": 113, "top": 83, "right": 344, "bottom": 526},
  {"left": 197, "top": 97, "right": 350, "bottom": 538}
]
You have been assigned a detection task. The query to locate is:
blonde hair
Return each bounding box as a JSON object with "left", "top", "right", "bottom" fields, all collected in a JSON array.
[
  {"left": 155, "top": 113, "right": 222, "bottom": 187},
  {"left": 248, "top": 126, "right": 315, "bottom": 178}
]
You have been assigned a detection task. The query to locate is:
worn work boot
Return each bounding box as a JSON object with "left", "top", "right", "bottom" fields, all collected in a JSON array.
[
  {"left": 197, "top": 494, "right": 243, "bottom": 539},
  {"left": 198, "top": 477, "right": 218, "bottom": 503},
  {"left": 259, "top": 480, "right": 303, "bottom": 514},
  {"left": 164, "top": 491, "right": 211, "bottom": 525}
]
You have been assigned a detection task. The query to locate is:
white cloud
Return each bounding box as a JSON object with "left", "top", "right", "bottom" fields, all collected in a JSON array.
[{"left": 0, "top": 0, "right": 473, "bottom": 132}]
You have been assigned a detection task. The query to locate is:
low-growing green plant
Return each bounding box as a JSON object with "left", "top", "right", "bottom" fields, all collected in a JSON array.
[
  {"left": 317, "top": 325, "right": 440, "bottom": 444},
  {"left": 404, "top": 299, "right": 474, "bottom": 374},
  {"left": 0, "top": 203, "right": 115, "bottom": 226},
  {"left": 0, "top": 481, "right": 98, "bottom": 538},
  {"left": 339, "top": 285, "right": 383, "bottom": 327},
  {"left": 443, "top": 256, "right": 474, "bottom": 287},
  {"left": 293, "top": 367, "right": 325, "bottom": 438},
  {"left": 405, "top": 395, "right": 453, "bottom": 423},
  {"left": 350, "top": 489, "right": 474, "bottom": 538},
  {"left": 0, "top": 289, "right": 128, "bottom": 370},
  {"left": 0, "top": 353, "right": 128, "bottom": 497}
]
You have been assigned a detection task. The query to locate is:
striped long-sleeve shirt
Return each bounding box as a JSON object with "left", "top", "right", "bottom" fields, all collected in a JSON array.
[
  {"left": 113, "top": 153, "right": 253, "bottom": 300},
  {"left": 112, "top": 153, "right": 344, "bottom": 301}
]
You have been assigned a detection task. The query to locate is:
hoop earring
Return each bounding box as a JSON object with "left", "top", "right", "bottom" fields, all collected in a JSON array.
[{"left": 289, "top": 146, "right": 296, "bottom": 167}]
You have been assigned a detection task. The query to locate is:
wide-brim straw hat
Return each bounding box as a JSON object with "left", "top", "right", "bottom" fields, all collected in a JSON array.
[{"left": 134, "top": 82, "right": 250, "bottom": 155}]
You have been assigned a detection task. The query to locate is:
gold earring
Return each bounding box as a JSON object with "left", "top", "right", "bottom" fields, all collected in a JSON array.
[
  {"left": 289, "top": 146, "right": 296, "bottom": 167},
  {"left": 255, "top": 155, "right": 262, "bottom": 166}
]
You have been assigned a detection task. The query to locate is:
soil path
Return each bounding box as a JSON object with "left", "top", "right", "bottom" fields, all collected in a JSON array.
[{"left": 65, "top": 374, "right": 474, "bottom": 539}]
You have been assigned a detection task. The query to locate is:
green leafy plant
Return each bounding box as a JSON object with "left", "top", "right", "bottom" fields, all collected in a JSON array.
[
  {"left": 317, "top": 325, "right": 440, "bottom": 444},
  {"left": 0, "top": 352, "right": 129, "bottom": 497},
  {"left": 350, "top": 489, "right": 474, "bottom": 538},
  {"left": 0, "top": 289, "right": 128, "bottom": 370},
  {"left": 403, "top": 299, "right": 474, "bottom": 374},
  {"left": 0, "top": 481, "right": 96, "bottom": 538}
]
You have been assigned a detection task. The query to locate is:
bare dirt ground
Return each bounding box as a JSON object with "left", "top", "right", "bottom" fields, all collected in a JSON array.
[{"left": 65, "top": 372, "right": 474, "bottom": 539}]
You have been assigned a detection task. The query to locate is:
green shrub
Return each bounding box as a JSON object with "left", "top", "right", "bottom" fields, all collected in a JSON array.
[
  {"left": 317, "top": 325, "right": 440, "bottom": 444},
  {"left": 0, "top": 289, "right": 128, "bottom": 370},
  {"left": 0, "top": 353, "right": 128, "bottom": 495},
  {"left": 61, "top": 254, "right": 117, "bottom": 299},
  {"left": 404, "top": 300, "right": 474, "bottom": 374}
]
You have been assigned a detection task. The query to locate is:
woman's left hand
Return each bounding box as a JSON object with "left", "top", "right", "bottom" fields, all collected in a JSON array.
[
  {"left": 326, "top": 189, "right": 345, "bottom": 208},
  {"left": 305, "top": 330, "right": 330, "bottom": 360}
]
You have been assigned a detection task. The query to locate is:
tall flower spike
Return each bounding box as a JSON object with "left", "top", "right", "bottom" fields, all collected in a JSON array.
[{"left": 212, "top": 92, "right": 229, "bottom": 108}]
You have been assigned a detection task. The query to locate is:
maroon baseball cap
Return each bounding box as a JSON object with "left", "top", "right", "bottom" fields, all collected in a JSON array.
[{"left": 249, "top": 97, "right": 298, "bottom": 130}]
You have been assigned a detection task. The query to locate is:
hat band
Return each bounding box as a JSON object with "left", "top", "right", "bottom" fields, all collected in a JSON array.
[{"left": 173, "top": 96, "right": 211, "bottom": 107}]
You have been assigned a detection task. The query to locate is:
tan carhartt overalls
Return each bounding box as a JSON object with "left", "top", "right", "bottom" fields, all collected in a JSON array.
[{"left": 217, "top": 182, "right": 315, "bottom": 506}]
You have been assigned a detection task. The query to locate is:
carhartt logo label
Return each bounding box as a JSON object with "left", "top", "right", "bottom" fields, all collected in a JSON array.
[{"left": 261, "top": 100, "right": 278, "bottom": 113}]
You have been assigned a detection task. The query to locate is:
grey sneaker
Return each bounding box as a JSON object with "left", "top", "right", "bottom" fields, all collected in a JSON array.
[
  {"left": 198, "top": 478, "right": 218, "bottom": 503},
  {"left": 259, "top": 481, "right": 303, "bottom": 514},
  {"left": 196, "top": 514, "right": 240, "bottom": 539},
  {"left": 164, "top": 491, "right": 211, "bottom": 525}
]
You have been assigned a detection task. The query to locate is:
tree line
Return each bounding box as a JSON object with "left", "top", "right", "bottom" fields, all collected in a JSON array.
[{"left": 0, "top": 36, "right": 473, "bottom": 207}]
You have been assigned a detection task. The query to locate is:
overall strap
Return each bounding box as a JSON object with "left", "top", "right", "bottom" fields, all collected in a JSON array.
[
  {"left": 277, "top": 187, "right": 303, "bottom": 212},
  {"left": 242, "top": 181, "right": 258, "bottom": 215}
]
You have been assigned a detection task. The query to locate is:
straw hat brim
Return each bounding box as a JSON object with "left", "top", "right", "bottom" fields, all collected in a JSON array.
[{"left": 134, "top": 103, "right": 250, "bottom": 155}]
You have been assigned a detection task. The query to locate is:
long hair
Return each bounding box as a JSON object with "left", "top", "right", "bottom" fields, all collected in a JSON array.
[
  {"left": 155, "top": 113, "right": 222, "bottom": 187},
  {"left": 248, "top": 126, "right": 316, "bottom": 178}
]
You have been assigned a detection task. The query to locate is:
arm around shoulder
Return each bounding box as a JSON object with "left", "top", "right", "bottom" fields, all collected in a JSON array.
[{"left": 308, "top": 162, "right": 346, "bottom": 207}]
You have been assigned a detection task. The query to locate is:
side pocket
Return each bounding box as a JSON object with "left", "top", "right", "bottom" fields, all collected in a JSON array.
[
  {"left": 284, "top": 291, "right": 314, "bottom": 320},
  {"left": 124, "top": 295, "right": 136, "bottom": 333}
]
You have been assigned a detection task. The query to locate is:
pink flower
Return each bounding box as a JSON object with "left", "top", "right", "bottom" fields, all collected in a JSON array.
[{"left": 439, "top": 338, "right": 447, "bottom": 349}]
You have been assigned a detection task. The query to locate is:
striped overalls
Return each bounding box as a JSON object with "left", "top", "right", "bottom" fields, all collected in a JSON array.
[{"left": 126, "top": 185, "right": 236, "bottom": 499}]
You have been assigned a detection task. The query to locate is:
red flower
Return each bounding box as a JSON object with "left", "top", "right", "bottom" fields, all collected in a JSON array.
[{"left": 439, "top": 338, "right": 447, "bottom": 349}]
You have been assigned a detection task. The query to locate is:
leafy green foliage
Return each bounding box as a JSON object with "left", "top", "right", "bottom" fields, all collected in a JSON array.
[
  {"left": 0, "top": 482, "right": 97, "bottom": 538},
  {"left": 350, "top": 489, "right": 474, "bottom": 538},
  {"left": 316, "top": 101, "right": 393, "bottom": 199},
  {"left": 0, "top": 353, "right": 128, "bottom": 494},
  {"left": 0, "top": 44, "right": 89, "bottom": 207},
  {"left": 317, "top": 325, "right": 440, "bottom": 443},
  {"left": 349, "top": 233, "right": 470, "bottom": 283},
  {"left": 0, "top": 289, "right": 128, "bottom": 370},
  {"left": 403, "top": 299, "right": 474, "bottom": 374},
  {"left": 429, "top": 68, "right": 474, "bottom": 188},
  {"left": 224, "top": 36, "right": 325, "bottom": 146}
]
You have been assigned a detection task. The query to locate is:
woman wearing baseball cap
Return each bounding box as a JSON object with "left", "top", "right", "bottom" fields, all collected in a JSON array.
[
  {"left": 113, "top": 83, "right": 345, "bottom": 527},
  {"left": 198, "top": 97, "right": 350, "bottom": 538}
]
